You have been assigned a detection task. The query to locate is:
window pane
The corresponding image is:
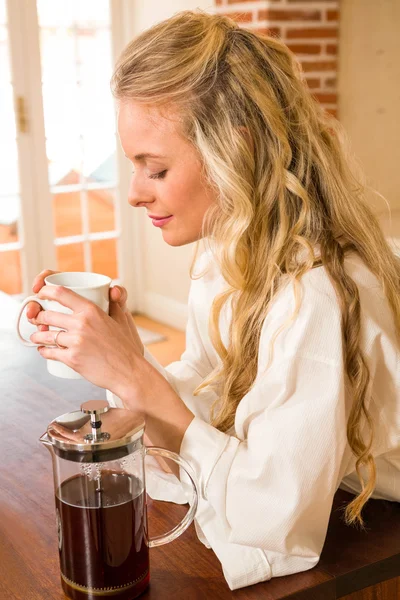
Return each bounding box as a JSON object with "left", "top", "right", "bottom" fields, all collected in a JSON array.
[
  {"left": 91, "top": 238, "right": 117, "bottom": 279},
  {"left": 36, "top": 0, "right": 110, "bottom": 29},
  {"left": 53, "top": 191, "right": 83, "bottom": 237},
  {"left": 88, "top": 188, "right": 115, "bottom": 233},
  {"left": 0, "top": 193, "right": 19, "bottom": 242},
  {"left": 36, "top": 0, "right": 118, "bottom": 263},
  {"left": 0, "top": 250, "right": 22, "bottom": 294},
  {"left": 44, "top": 92, "right": 82, "bottom": 187},
  {"left": 56, "top": 243, "right": 85, "bottom": 272}
]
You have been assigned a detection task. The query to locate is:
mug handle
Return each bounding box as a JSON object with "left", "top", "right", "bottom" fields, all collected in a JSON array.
[
  {"left": 145, "top": 447, "right": 199, "bottom": 548},
  {"left": 15, "top": 295, "right": 45, "bottom": 346}
]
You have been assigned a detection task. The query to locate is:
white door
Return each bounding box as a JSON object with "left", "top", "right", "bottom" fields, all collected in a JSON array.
[
  {"left": 0, "top": 0, "right": 40, "bottom": 296},
  {"left": 0, "top": 0, "right": 142, "bottom": 311}
]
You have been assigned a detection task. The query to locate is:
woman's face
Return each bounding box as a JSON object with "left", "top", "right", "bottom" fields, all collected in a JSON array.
[{"left": 118, "top": 101, "right": 217, "bottom": 246}]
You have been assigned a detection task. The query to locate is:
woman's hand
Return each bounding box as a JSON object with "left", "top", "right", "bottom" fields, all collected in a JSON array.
[
  {"left": 27, "top": 271, "right": 194, "bottom": 456},
  {"left": 29, "top": 284, "right": 145, "bottom": 401},
  {"left": 109, "top": 285, "right": 144, "bottom": 357},
  {"left": 27, "top": 269, "right": 144, "bottom": 357}
]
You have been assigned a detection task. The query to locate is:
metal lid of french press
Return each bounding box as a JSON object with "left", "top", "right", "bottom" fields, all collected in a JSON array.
[{"left": 46, "top": 400, "right": 145, "bottom": 454}]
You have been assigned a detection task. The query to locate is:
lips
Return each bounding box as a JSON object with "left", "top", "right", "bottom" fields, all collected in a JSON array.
[
  {"left": 151, "top": 215, "right": 173, "bottom": 228},
  {"left": 148, "top": 214, "right": 172, "bottom": 219}
]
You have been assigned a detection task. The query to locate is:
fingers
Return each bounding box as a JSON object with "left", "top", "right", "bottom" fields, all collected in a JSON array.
[
  {"left": 31, "top": 310, "right": 75, "bottom": 329},
  {"left": 109, "top": 302, "right": 144, "bottom": 356},
  {"left": 26, "top": 302, "right": 49, "bottom": 331},
  {"left": 26, "top": 301, "right": 51, "bottom": 331},
  {"left": 109, "top": 298, "right": 129, "bottom": 326},
  {"left": 32, "top": 269, "right": 59, "bottom": 293},
  {"left": 30, "top": 329, "right": 72, "bottom": 348},
  {"left": 37, "top": 285, "right": 90, "bottom": 312},
  {"left": 36, "top": 345, "right": 69, "bottom": 363},
  {"left": 29, "top": 270, "right": 59, "bottom": 328},
  {"left": 110, "top": 285, "right": 128, "bottom": 308},
  {"left": 26, "top": 301, "right": 43, "bottom": 320}
]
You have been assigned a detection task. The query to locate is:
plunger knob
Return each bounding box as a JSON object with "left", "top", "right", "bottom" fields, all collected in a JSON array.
[{"left": 81, "top": 400, "right": 110, "bottom": 443}]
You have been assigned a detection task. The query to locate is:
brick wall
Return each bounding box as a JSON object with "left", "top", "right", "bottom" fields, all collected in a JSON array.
[{"left": 213, "top": 0, "right": 339, "bottom": 118}]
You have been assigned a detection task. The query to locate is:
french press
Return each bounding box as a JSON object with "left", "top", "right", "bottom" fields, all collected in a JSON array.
[{"left": 40, "top": 400, "right": 199, "bottom": 600}]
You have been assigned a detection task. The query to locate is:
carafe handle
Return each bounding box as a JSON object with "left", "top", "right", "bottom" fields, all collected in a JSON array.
[{"left": 145, "top": 447, "right": 199, "bottom": 547}]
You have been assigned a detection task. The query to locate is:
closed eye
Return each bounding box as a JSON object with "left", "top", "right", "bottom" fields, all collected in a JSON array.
[{"left": 149, "top": 170, "right": 167, "bottom": 180}]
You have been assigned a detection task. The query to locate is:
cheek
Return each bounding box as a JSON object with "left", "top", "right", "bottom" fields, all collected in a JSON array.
[
  {"left": 173, "top": 174, "right": 213, "bottom": 214},
  {"left": 161, "top": 180, "right": 190, "bottom": 215}
]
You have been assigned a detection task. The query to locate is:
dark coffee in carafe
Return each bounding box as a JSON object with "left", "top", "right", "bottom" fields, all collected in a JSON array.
[
  {"left": 55, "top": 470, "right": 149, "bottom": 600},
  {"left": 41, "top": 401, "right": 198, "bottom": 599}
]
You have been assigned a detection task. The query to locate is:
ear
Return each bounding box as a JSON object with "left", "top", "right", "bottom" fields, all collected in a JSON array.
[{"left": 238, "top": 126, "right": 254, "bottom": 155}]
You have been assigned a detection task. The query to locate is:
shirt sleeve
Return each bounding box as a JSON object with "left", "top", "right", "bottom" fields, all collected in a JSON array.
[
  {"left": 179, "top": 354, "right": 349, "bottom": 584},
  {"left": 141, "top": 345, "right": 349, "bottom": 589}
]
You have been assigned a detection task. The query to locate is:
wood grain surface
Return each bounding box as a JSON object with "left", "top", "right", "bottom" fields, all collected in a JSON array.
[{"left": 1, "top": 330, "right": 399, "bottom": 599}]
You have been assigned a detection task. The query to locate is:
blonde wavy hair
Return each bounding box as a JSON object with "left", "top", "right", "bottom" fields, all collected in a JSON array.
[{"left": 111, "top": 10, "right": 400, "bottom": 528}]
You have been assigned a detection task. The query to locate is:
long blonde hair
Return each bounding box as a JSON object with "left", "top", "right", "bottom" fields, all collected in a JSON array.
[{"left": 111, "top": 10, "right": 400, "bottom": 528}]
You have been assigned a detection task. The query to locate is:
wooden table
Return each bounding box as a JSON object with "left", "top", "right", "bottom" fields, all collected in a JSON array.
[{"left": 1, "top": 329, "right": 400, "bottom": 599}]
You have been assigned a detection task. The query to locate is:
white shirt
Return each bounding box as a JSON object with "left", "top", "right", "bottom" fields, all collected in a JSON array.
[{"left": 107, "top": 250, "right": 400, "bottom": 590}]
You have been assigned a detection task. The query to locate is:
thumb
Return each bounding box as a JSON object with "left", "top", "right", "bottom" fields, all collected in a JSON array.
[
  {"left": 109, "top": 297, "right": 127, "bottom": 325},
  {"left": 110, "top": 285, "right": 127, "bottom": 306}
]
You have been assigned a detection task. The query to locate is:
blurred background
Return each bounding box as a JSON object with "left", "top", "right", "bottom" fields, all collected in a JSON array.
[{"left": 1, "top": 0, "right": 399, "bottom": 340}]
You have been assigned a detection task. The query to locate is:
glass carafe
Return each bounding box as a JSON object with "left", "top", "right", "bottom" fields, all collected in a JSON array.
[{"left": 40, "top": 400, "right": 199, "bottom": 600}]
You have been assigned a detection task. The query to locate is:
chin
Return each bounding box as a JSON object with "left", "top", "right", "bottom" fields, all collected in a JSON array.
[
  {"left": 162, "top": 230, "right": 202, "bottom": 247},
  {"left": 163, "top": 237, "right": 194, "bottom": 247}
]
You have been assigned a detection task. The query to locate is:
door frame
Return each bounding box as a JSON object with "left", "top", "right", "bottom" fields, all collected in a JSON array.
[
  {"left": 110, "top": 0, "right": 146, "bottom": 314},
  {"left": 6, "top": 0, "right": 54, "bottom": 295},
  {"left": 5, "top": 0, "right": 145, "bottom": 313}
]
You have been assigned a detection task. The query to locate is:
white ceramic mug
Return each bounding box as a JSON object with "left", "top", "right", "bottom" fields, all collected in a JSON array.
[{"left": 16, "top": 272, "right": 112, "bottom": 379}]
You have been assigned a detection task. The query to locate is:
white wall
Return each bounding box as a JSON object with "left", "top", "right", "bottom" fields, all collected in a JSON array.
[
  {"left": 125, "top": 0, "right": 214, "bottom": 329},
  {"left": 338, "top": 0, "right": 400, "bottom": 243},
  {"left": 131, "top": 0, "right": 214, "bottom": 33}
]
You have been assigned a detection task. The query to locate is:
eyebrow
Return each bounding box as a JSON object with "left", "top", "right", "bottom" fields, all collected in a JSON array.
[{"left": 125, "top": 153, "right": 166, "bottom": 161}]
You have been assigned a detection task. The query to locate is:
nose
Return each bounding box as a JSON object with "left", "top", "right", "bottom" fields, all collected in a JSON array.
[{"left": 127, "top": 174, "right": 155, "bottom": 208}]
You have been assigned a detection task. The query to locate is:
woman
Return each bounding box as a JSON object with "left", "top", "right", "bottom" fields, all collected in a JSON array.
[{"left": 28, "top": 11, "right": 400, "bottom": 591}]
